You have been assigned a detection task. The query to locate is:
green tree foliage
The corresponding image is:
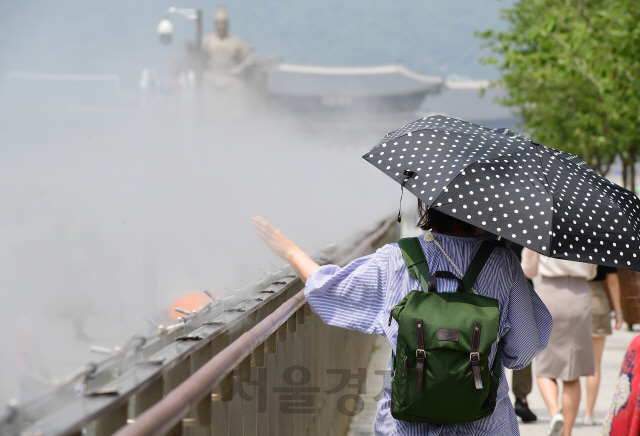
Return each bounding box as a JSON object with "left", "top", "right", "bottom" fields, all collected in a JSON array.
[{"left": 477, "top": 0, "right": 640, "bottom": 189}]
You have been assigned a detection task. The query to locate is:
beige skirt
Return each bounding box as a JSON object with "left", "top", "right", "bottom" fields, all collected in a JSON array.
[
  {"left": 534, "top": 276, "right": 595, "bottom": 381},
  {"left": 588, "top": 281, "right": 613, "bottom": 336}
]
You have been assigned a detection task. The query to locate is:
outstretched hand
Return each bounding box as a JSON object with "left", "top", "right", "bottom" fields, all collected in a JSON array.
[
  {"left": 252, "top": 216, "right": 298, "bottom": 260},
  {"left": 252, "top": 216, "right": 320, "bottom": 283}
]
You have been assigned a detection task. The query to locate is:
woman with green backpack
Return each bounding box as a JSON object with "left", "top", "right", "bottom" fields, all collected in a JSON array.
[{"left": 253, "top": 205, "right": 552, "bottom": 435}]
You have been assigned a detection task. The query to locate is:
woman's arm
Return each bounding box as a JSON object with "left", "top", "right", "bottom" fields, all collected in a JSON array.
[
  {"left": 252, "top": 216, "right": 319, "bottom": 283},
  {"left": 501, "top": 249, "right": 552, "bottom": 369},
  {"left": 253, "top": 216, "right": 390, "bottom": 335},
  {"left": 606, "top": 272, "right": 624, "bottom": 330},
  {"left": 520, "top": 248, "right": 540, "bottom": 279}
]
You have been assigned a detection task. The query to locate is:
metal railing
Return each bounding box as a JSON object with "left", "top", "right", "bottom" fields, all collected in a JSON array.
[{"left": 3, "top": 217, "right": 398, "bottom": 436}]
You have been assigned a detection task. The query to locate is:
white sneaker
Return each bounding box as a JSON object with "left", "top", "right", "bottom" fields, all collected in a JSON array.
[
  {"left": 582, "top": 415, "right": 595, "bottom": 426},
  {"left": 547, "top": 413, "right": 564, "bottom": 436}
]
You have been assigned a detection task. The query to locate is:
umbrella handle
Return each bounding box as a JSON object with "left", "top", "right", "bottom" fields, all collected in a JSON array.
[{"left": 397, "top": 170, "right": 416, "bottom": 223}]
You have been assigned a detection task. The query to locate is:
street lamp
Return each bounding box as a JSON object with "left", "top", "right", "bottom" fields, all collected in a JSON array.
[
  {"left": 157, "top": 19, "right": 174, "bottom": 45},
  {"left": 156, "top": 6, "right": 204, "bottom": 111},
  {"left": 157, "top": 7, "right": 203, "bottom": 50}
]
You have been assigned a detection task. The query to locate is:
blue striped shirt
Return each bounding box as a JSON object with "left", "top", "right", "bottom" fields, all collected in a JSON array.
[{"left": 305, "top": 232, "right": 552, "bottom": 436}]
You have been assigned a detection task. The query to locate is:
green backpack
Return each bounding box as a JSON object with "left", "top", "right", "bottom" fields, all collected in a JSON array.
[{"left": 389, "top": 237, "right": 503, "bottom": 424}]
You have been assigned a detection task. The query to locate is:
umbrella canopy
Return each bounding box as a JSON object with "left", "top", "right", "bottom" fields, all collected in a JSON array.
[{"left": 363, "top": 115, "right": 640, "bottom": 270}]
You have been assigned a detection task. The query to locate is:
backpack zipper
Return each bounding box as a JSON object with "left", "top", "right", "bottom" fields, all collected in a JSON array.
[
  {"left": 388, "top": 312, "right": 393, "bottom": 326},
  {"left": 415, "top": 319, "right": 426, "bottom": 389}
]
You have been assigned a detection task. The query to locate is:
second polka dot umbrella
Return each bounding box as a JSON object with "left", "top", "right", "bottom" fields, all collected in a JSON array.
[{"left": 363, "top": 115, "right": 640, "bottom": 270}]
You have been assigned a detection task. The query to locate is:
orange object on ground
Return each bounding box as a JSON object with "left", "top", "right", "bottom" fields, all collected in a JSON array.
[{"left": 168, "top": 290, "right": 220, "bottom": 319}]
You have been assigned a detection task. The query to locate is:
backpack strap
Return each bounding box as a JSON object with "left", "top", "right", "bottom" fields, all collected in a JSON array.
[
  {"left": 397, "top": 237, "right": 430, "bottom": 292},
  {"left": 458, "top": 239, "right": 502, "bottom": 292},
  {"left": 399, "top": 237, "right": 504, "bottom": 293}
]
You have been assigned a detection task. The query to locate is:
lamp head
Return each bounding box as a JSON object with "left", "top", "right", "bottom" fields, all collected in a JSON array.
[{"left": 157, "top": 18, "right": 174, "bottom": 45}]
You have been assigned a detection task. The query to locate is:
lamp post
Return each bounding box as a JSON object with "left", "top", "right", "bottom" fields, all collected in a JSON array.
[{"left": 157, "top": 7, "right": 204, "bottom": 112}]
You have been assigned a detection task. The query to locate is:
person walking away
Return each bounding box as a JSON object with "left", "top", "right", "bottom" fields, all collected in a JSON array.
[
  {"left": 583, "top": 266, "right": 624, "bottom": 425},
  {"left": 253, "top": 206, "right": 552, "bottom": 435},
  {"left": 521, "top": 249, "right": 596, "bottom": 436},
  {"left": 512, "top": 360, "right": 537, "bottom": 422}
]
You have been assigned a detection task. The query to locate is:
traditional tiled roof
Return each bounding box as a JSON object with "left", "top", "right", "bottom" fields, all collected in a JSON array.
[
  {"left": 268, "top": 63, "right": 443, "bottom": 97},
  {"left": 421, "top": 79, "right": 514, "bottom": 125}
]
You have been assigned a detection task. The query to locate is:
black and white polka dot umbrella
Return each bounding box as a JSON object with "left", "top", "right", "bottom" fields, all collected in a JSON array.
[{"left": 363, "top": 116, "right": 640, "bottom": 270}]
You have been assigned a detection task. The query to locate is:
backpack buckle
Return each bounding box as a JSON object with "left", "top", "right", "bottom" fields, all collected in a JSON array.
[
  {"left": 416, "top": 349, "right": 426, "bottom": 359},
  {"left": 470, "top": 351, "right": 480, "bottom": 363}
]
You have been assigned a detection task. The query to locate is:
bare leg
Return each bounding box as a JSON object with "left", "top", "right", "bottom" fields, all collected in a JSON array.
[
  {"left": 585, "top": 336, "right": 606, "bottom": 418},
  {"left": 561, "top": 379, "right": 581, "bottom": 436},
  {"left": 537, "top": 377, "right": 560, "bottom": 416}
]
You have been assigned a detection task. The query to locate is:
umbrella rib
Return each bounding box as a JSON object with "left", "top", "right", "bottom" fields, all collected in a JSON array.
[{"left": 531, "top": 143, "right": 554, "bottom": 256}]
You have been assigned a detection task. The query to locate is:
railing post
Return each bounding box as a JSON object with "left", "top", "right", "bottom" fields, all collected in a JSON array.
[
  {"left": 324, "top": 317, "right": 334, "bottom": 433},
  {"left": 285, "top": 314, "right": 295, "bottom": 434},
  {"left": 211, "top": 332, "right": 230, "bottom": 435},
  {"left": 253, "top": 342, "right": 265, "bottom": 368},
  {"left": 242, "top": 312, "right": 258, "bottom": 436},
  {"left": 293, "top": 303, "right": 304, "bottom": 434},
  {"left": 93, "top": 403, "right": 127, "bottom": 436},
  {"left": 227, "top": 321, "right": 244, "bottom": 436},
  {"left": 265, "top": 331, "right": 277, "bottom": 354},
  {"left": 296, "top": 306, "right": 305, "bottom": 325},
  {"left": 266, "top": 326, "right": 279, "bottom": 436},
  {"left": 287, "top": 311, "right": 297, "bottom": 332},
  {"left": 255, "top": 305, "right": 270, "bottom": 436},
  {"left": 189, "top": 345, "right": 212, "bottom": 432},
  {"left": 164, "top": 357, "right": 191, "bottom": 436},
  {"left": 133, "top": 377, "right": 163, "bottom": 419},
  {"left": 277, "top": 322, "right": 287, "bottom": 343}
]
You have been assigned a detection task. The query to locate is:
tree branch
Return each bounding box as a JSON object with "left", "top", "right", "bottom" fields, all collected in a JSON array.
[{"left": 551, "top": 34, "right": 602, "bottom": 89}]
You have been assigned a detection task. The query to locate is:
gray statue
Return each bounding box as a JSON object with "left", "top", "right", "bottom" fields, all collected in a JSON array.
[
  {"left": 200, "top": 6, "right": 270, "bottom": 118},
  {"left": 201, "top": 6, "right": 253, "bottom": 77}
]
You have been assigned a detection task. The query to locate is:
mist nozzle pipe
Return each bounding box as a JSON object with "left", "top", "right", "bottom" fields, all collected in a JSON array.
[
  {"left": 174, "top": 307, "right": 191, "bottom": 316},
  {"left": 124, "top": 335, "right": 146, "bottom": 352},
  {"left": 196, "top": 301, "right": 213, "bottom": 314},
  {"left": 203, "top": 290, "right": 218, "bottom": 302},
  {"left": 90, "top": 345, "right": 114, "bottom": 355}
]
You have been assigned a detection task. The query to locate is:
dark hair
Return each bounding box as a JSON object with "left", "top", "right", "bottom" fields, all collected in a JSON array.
[{"left": 416, "top": 199, "right": 477, "bottom": 234}]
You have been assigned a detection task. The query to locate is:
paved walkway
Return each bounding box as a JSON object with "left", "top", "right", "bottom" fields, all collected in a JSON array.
[{"left": 347, "top": 324, "right": 635, "bottom": 435}]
